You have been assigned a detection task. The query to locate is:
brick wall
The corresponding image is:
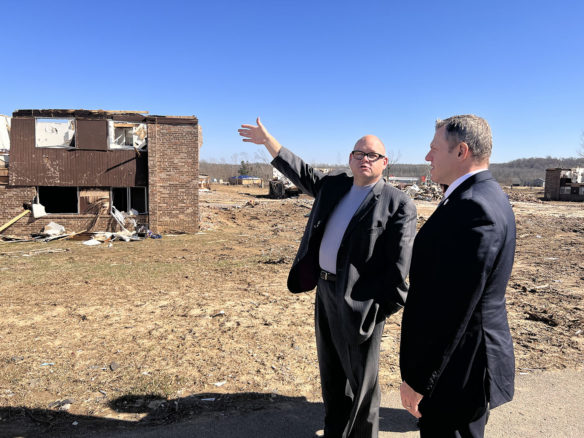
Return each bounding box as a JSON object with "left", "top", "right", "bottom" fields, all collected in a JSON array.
[
  {"left": 544, "top": 169, "right": 561, "bottom": 201},
  {"left": 0, "top": 185, "right": 37, "bottom": 235},
  {"left": 148, "top": 122, "right": 199, "bottom": 233}
]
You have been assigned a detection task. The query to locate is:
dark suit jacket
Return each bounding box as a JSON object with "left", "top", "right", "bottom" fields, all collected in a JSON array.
[
  {"left": 272, "top": 147, "right": 417, "bottom": 344},
  {"left": 400, "top": 171, "right": 515, "bottom": 423}
]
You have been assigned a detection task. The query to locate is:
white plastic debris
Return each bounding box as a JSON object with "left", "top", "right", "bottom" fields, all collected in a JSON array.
[{"left": 42, "top": 222, "right": 65, "bottom": 236}]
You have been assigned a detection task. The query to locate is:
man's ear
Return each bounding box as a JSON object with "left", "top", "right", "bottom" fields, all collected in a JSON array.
[{"left": 457, "top": 142, "right": 470, "bottom": 159}]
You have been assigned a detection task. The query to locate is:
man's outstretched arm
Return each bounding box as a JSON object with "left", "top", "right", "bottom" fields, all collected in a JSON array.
[{"left": 238, "top": 117, "right": 282, "bottom": 158}]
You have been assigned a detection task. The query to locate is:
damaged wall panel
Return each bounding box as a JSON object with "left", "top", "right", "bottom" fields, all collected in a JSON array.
[
  {"left": 76, "top": 119, "right": 108, "bottom": 151},
  {"left": 79, "top": 188, "right": 110, "bottom": 213},
  {"left": 10, "top": 117, "right": 147, "bottom": 187}
]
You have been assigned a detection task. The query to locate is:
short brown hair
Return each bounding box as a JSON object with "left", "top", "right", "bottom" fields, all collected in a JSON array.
[{"left": 435, "top": 115, "right": 492, "bottom": 162}]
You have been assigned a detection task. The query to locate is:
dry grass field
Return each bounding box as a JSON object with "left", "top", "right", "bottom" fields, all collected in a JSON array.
[{"left": 0, "top": 184, "right": 582, "bottom": 435}]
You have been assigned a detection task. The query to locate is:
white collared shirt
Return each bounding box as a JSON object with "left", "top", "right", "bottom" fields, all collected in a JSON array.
[{"left": 442, "top": 169, "right": 488, "bottom": 202}]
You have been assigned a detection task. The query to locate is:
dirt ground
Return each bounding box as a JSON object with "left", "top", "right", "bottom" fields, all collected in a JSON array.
[{"left": 0, "top": 184, "right": 582, "bottom": 435}]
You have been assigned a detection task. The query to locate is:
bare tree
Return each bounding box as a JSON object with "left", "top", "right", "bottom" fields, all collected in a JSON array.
[
  {"left": 254, "top": 148, "right": 272, "bottom": 163},
  {"left": 383, "top": 150, "right": 401, "bottom": 178},
  {"left": 579, "top": 131, "right": 584, "bottom": 158}
]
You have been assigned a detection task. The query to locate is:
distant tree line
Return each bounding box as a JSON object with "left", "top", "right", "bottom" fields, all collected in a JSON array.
[
  {"left": 200, "top": 161, "right": 274, "bottom": 182},
  {"left": 200, "top": 156, "right": 584, "bottom": 187}
]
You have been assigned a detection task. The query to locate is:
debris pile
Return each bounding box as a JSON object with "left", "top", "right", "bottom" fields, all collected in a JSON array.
[
  {"left": 268, "top": 180, "right": 300, "bottom": 198},
  {"left": 398, "top": 183, "right": 444, "bottom": 201},
  {"left": 268, "top": 167, "right": 300, "bottom": 198},
  {"left": 505, "top": 190, "right": 543, "bottom": 203}
]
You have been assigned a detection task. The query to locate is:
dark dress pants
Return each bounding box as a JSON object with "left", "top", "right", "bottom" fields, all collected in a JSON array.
[
  {"left": 315, "top": 278, "right": 385, "bottom": 438},
  {"left": 419, "top": 407, "right": 489, "bottom": 438}
]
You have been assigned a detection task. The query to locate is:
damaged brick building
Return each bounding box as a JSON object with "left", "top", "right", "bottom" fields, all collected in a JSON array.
[
  {"left": 544, "top": 167, "right": 584, "bottom": 201},
  {"left": 0, "top": 109, "right": 201, "bottom": 236}
]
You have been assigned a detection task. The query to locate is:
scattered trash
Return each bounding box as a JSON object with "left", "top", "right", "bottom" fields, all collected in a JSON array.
[
  {"left": 110, "top": 205, "right": 129, "bottom": 232},
  {"left": 109, "top": 362, "right": 120, "bottom": 371},
  {"left": 201, "top": 398, "right": 216, "bottom": 402},
  {"left": 147, "top": 230, "right": 162, "bottom": 239},
  {"left": 31, "top": 202, "right": 47, "bottom": 218},
  {"left": 72, "top": 421, "right": 79, "bottom": 426},
  {"left": 48, "top": 398, "right": 74, "bottom": 410},
  {"left": 404, "top": 184, "right": 421, "bottom": 198},
  {"left": 41, "top": 362, "right": 55, "bottom": 366},
  {"left": 213, "top": 381, "right": 226, "bottom": 387},
  {"left": 211, "top": 310, "right": 225, "bottom": 318},
  {"left": 83, "top": 239, "right": 102, "bottom": 246},
  {"left": 397, "top": 182, "right": 444, "bottom": 201},
  {"left": 42, "top": 222, "right": 66, "bottom": 237}
]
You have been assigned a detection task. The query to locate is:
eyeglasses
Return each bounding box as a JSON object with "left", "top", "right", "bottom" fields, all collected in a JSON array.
[{"left": 351, "top": 150, "right": 385, "bottom": 162}]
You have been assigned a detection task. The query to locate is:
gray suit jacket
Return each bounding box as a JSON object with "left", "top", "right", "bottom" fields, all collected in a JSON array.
[{"left": 273, "top": 147, "right": 417, "bottom": 344}]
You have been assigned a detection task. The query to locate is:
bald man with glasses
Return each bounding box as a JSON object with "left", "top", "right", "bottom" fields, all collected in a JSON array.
[{"left": 239, "top": 118, "right": 417, "bottom": 438}]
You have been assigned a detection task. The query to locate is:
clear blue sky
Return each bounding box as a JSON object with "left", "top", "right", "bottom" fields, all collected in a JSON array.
[{"left": 1, "top": 0, "right": 583, "bottom": 164}]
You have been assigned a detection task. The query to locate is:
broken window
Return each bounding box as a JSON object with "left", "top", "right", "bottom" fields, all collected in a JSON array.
[
  {"left": 38, "top": 187, "right": 78, "bottom": 213},
  {"left": 35, "top": 119, "right": 75, "bottom": 148},
  {"left": 108, "top": 121, "right": 147, "bottom": 150},
  {"left": 0, "top": 115, "right": 10, "bottom": 151},
  {"left": 560, "top": 186, "right": 571, "bottom": 195},
  {"left": 111, "top": 187, "right": 147, "bottom": 214}
]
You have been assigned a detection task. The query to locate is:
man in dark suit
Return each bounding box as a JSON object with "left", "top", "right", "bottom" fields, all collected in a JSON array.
[
  {"left": 399, "top": 115, "right": 516, "bottom": 437},
  {"left": 239, "top": 118, "right": 417, "bottom": 438}
]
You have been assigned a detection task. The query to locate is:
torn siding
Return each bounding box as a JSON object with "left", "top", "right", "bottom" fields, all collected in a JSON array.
[{"left": 9, "top": 117, "right": 147, "bottom": 187}]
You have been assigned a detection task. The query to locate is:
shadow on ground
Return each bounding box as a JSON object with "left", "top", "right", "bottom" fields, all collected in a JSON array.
[{"left": 1, "top": 392, "right": 418, "bottom": 437}]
